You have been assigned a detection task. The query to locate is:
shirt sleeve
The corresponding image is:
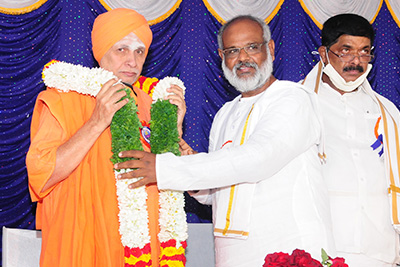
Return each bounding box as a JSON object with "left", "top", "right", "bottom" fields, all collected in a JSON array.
[
  {"left": 26, "top": 101, "right": 64, "bottom": 201},
  {"left": 156, "top": 87, "right": 321, "bottom": 191}
]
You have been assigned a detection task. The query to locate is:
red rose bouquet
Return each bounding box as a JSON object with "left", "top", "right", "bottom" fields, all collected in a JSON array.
[{"left": 263, "top": 249, "right": 348, "bottom": 267}]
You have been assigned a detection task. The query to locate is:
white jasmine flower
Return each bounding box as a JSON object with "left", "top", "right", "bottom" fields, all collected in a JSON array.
[{"left": 152, "top": 76, "right": 186, "bottom": 102}]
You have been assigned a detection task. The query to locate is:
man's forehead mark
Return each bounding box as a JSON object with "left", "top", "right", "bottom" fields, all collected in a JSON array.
[{"left": 115, "top": 32, "right": 146, "bottom": 51}]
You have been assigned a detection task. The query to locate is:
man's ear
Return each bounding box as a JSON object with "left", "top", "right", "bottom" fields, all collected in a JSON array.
[
  {"left": 267, "top": 39, "right": 275, "bottom": 61},
  {"left": 218, "top": 49, "right": 224, "bottom": 60},
  {"left": 318, "top": 46, "right": 328, "bottom": 65}
]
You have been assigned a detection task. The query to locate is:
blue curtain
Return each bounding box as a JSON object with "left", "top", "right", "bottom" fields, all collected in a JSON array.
[{"left": 1, "top": 0, "right": 400, "bottom": 265}]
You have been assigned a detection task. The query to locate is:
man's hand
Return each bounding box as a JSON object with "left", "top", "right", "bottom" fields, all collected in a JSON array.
[
  {"left": 114, "top": 150, "right": 157, "bottom": 189},
  {"left": 166, "top": 85, "right": 186, "bottom": 137},
  {"left": 88, "top": 79, "right": 128, "bottom": 133},
  {"left": 179, "top": 138, "right": 197, "bottom": 155}
]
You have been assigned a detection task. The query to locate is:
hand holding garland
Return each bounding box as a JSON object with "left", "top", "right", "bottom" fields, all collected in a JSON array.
[
  {"left": 116, "top": 77, "right": 187, "bottom": 188},
  {"left": 115, "top": 98, "right": 196, "bottom": 189},
  {"left": 179, "top": 138, "right": 197, "bottom": 155},
  {"left": 42, "top": 78, "right": 128, "bottom": 192},
  {"left": 115, "top": 150, "right": 156, "bottom": 188},
  {"left": 165, "top": 85, "right": 186, "bottom": 138},
  {"left": 114, "top": 140, "right": 198, "bottom": 188}
]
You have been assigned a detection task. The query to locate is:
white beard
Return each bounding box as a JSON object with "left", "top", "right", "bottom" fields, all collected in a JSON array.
[{"left": 222, "top": 51, "right": 273, "bottom": 93}]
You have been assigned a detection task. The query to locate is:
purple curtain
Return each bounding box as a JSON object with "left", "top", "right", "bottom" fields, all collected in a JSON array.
[{"left": 1, "top": 0, "right": 400, "bottom": 265}]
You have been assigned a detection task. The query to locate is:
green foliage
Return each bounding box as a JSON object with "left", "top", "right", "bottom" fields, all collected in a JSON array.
[
  {"left": 321, "top": 248, "right": 331, "bottom": 266},
  {"left": 110, "top": 87, "right": 143, "bottom": 164},
  {"left": 110, "top": 90, "right": 181, "bottom": 165},
  {"left": 150, "top": 99, "right": 180, "bottom": 156}
]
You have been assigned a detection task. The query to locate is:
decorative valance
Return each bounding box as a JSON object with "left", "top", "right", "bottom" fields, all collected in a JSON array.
[
  {"left": 0, "top": 0, "right": 47, "bottom": 14},
  {"left": 386, "top": 0, "right": 400, "bottom": 27},
  {"left": 98, "top": 0, "right": 182, "bottom": 25},
  {"left": 203, "top": 0, "right": 284, "bottom": 24},
  {"left": 299, "top": 0, "right": 383, "bottom": 29}
]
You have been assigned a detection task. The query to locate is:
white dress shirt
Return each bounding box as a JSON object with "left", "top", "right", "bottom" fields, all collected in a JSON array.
[{"left": 318, "top": 81, "right": 398, "bottom": 264}]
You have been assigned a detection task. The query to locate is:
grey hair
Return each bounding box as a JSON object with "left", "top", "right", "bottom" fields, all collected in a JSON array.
[{"left": 217, "top": 15, "right": 271, "bottom": 50}]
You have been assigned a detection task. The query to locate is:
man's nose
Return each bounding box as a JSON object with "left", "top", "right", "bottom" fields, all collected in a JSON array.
[
  {"left": 126, "top": 52, "right": 138, "bottom": 67},
  {"left": 237, "top": 47, "right": 251, "bottom": 61},
  {"left": 350, "top": 54, "right": 361, "bottom": 64}
]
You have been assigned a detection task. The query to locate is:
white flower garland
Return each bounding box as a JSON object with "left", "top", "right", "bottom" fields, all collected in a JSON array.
[
  {"left": 152, "top": 77, "right": 188, "bottom": 245},
  {"left": 42, "top": 60, "right": 116, "bottom": 96},
  {"left": 43, "top": 60, "right": 187, "bottom": 250},
  {"left": 115, "top": 169, "right": 150, "bottom": 248}
]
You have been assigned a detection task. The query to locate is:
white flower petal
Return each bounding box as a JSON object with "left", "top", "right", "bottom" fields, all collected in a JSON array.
[{"left": 152, "top": 76, "right": 186, "bottom": 102}]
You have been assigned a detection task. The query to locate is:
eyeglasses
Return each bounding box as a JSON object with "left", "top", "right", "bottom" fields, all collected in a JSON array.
[
  {"left": 222, "top": 42, "right": 267, "bottom": 59},
  {"left": 328, "top": 50, "right": 374, "bottom": 63}
]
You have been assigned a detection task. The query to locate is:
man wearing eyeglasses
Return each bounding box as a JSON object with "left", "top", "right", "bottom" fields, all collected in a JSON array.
[
  {"left": 115, "top": 15, "right": 336, "bottom": 266},
  {"left": 303, "top": 13, "right": 400, "bottom": 266}
]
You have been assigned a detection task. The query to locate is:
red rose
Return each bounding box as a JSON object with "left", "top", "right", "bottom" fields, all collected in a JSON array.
[
  {"left": 290, "top": 249, "right": 322, "bottom": 267},
  {"left": 263, "top": 252, "right": 291, "bottom": 267},
  {"left": 331, "top": 257, "right": 348, "bottom": 267}
]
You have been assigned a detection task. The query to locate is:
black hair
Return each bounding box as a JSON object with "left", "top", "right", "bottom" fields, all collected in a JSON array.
[{"left": 321, "top": 13, "right": 375, "bottom": 47}]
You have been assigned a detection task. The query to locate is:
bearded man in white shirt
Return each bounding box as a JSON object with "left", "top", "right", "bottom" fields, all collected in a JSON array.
[
  {"left": 302, "top": 13, "right": 400, "bottom": 267},
  {"left": 115, "top": 15, "right": 336, "bottom": 266}
]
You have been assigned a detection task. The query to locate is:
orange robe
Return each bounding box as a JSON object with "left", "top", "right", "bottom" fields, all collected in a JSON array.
[{"left": 26, "top": 86, "right": 160, "bottom": 267}]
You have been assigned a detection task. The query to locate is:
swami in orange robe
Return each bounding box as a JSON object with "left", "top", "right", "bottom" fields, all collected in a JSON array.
[{"left": 26, "top": 8, "right": 161, "bottom": 267}]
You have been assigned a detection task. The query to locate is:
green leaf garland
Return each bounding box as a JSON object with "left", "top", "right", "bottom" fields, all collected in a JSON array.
[
  {"left": 110, "top": 87, "right": 143, "bottom": 165},
  {"left": 150, "top": 99, "right": 180, "bottom": 156}
]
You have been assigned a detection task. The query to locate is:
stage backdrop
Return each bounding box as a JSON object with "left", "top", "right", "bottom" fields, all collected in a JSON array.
[{"left": 1, "top": 0, "right": 400, "bottom": 265}]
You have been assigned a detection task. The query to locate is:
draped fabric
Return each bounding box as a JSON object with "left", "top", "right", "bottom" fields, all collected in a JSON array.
[
  {"left": 97, "top": 0, "right": 182, "bottom": 25},
  {"left": 299, "top": 0, "right": 382, "bottom": 28},
  {"left": 1, "top": 0, "right": 400, "bottom": 265},
  {"left": 0, "top": 0, "right": 47, "bottom": 14},
  {"left": 387, "top": 0, "right": 400, "bottom": 27},
  {"left": 203, "top": 0, "right": 284, "bottom": 23}
]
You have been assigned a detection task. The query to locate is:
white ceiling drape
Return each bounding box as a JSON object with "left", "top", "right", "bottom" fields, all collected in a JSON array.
[
  {"left": 0, "top": 0, "right": 181, "bottom": 24},
  {"left": 0, "top": 0, "right": 46, "bottom": 14},
  {"left": 98, "top": 0, "right": 181, "bottom": 25},
  {"left": 386, "top": 0, "right": 400, "bottom": 27},
  {"left": 203, "top": 0, "right": 284, "bottom": 24},
  {"left": 299, "top": 0, "right": 382, "bottom": 28},
  {"left": 0, "top": 0, "right": 39, "bottom": 8}
]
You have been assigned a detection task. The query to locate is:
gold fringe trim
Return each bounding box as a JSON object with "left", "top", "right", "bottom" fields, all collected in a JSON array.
[
  {"left": 0, "top": 0, "right": 47, "bottom": 15},
  {"left": 97, "top": 0, "right": 112, "bottom": 11}
]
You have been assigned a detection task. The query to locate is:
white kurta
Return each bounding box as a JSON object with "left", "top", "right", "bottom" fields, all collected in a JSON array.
[
  {"left": 302, "top": 62, "right": 400, "bottom": 266},
  {"left": 157, "top": 80, "right": 336, "bottom": 266},
  {"left": 318, "top": 81, "right": 398, "bottom": 265}
]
